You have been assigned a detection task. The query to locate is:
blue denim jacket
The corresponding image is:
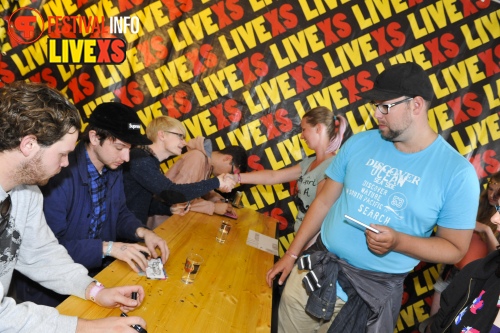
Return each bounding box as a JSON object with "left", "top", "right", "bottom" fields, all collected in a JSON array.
[{"left": 298, "top": 236, "right": 407, "bottom": 333}]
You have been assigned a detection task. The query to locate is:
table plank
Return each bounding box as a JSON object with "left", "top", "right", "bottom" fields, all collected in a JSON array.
[{"left": 57, "top": 208, "right": 278, "bottom": 333}]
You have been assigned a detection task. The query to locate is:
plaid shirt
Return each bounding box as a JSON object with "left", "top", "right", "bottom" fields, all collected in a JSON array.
[{"left": 85, "top": 150, "right": 108, "bottom": 239}]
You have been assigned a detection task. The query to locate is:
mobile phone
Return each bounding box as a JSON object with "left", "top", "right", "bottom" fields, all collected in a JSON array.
[
  {"left": 344, "top": 214, "right": 380, "bottom": 234},
  {"left": 223, "top": 211, "right": 237, "bottom": 219}
]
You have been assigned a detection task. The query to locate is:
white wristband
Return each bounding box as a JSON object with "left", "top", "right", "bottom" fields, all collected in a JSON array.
[{"left": 103, "top": 241, "right": 113, "bottom": 258}]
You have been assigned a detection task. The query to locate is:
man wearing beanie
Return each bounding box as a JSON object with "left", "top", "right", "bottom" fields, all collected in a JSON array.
[
  {"left": 267, "top": 62, "right": 479, "bottom": 332},
  {"left": 16, "top": 102, "right": 169, "bottom": 307}
]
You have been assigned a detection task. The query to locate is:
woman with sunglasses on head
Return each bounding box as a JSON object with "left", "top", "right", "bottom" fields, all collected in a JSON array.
[
  {"left": 229, "top": 107, "right": 347, "bottom": 246},
  {"left": 123, "top": 116, "right": 236, "bottom": 227}
]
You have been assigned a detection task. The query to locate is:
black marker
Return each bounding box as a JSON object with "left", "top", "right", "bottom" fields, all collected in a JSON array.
[{"left": 121, "top": 292, "right": 148, "bottom": 333}]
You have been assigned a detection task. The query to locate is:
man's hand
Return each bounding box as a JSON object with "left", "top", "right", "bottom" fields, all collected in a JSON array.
[
  {"left": 266, "top": 254, "right": 296, "bottom": 287},
  {"left": 76, "top": 316, "right": 146, "bottom": 333},
  {"left": 217, "top": 173, "right": 236, "bottom": 192},
  {"left": 93, "top": 285, "right": 145, "bottom": 312},
  {"left": 107, "top": 241, "right": 151, "bottom": 272},
  {"left": 137, "top": 227, "right": 169, "bottom": 265},
  {"left": 170, "top": 202, "right": 190, "bottom": 216},
  {"left": 365, "top": 224, "right": 398, "bottom": 255}
]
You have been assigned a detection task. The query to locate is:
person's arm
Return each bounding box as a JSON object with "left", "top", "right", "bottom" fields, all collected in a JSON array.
[
  {"left": 84, "top": 282, "right": 144, "bottom": 312},
  {"left": 128, "top": 151, "right": 221, "bottom": 204},
  {"left": 180, "top": 197, "right": 216, "bottom": 215},
  {"left": 238, "top": 164, "right": 302, "bottom": 185},
  {"left": 366, "top": 162, "right": 479, "bottom": 265},
  {"left": 1, "top": 261, "right": 145, "bottom": 333},
  {"left": 475, "top": 222, "right": 499, "bottom": 252},
  {"left": 366, "top": 225, "right": 473, "bottom": 264},
  {"left": 76, "top": 316, "right": 146, "bottom": 333},
  {"left": 113, "top": 173, "right": 169, "bottom": 267},
  {"left": 76, "top": 283, "right": 148, "bottom": 332},
  {"left": 266, "top": 178, "right": 343, "bottom": 286}
]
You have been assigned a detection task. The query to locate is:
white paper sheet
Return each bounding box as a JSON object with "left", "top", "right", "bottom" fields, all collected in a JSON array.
[{"left": 246, "top": 230, "right": 278, "bottom": 256}]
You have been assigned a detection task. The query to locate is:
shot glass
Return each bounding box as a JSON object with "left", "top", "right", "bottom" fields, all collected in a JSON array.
[
  {"left": 181, "top": 253, "right": 203, "bottom": 284},
  {"left": 216, "top": 220, "right": 231, "bottom": 243}
]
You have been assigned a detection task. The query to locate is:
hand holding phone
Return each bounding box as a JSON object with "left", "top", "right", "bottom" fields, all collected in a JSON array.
[{"left": 344, "top": 215, "right": 380, "bottom": 234}]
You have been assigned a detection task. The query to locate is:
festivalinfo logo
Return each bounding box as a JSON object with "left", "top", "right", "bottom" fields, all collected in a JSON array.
[{"left": 7, "top": 7, "right": 140, "bottom": 64}]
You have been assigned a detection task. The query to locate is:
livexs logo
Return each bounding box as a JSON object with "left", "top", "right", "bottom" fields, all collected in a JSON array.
[{"left": 47, "top": 38, "right": 126, "bottom": 64}]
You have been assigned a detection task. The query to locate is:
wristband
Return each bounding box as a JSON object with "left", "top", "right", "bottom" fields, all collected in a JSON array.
[
  {"left": 103, "top": 241, "right": 113, "bottom": 258},
  {"left": 286, "top": 251, "right": 298, "bottom": 259},
  {"left": 89, "top": 281, "right": 105, "bottom": 302}
]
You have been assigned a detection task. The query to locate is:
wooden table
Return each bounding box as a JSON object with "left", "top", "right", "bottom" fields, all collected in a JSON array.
[{"left": 57, "top": 208, "right": 278, "bottom": 332}]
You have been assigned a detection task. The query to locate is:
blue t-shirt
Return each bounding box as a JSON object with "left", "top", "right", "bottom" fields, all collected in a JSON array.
[{"left": 321, "top": 130, "right": 479, "bottom": 274}]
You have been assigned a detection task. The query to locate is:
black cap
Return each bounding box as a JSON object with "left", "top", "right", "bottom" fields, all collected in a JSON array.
[
  {"left": 357, "top": 62, "right": 434, "bottom": 101},
  {"left": 88, "top": 102, "right": 152, "bottom": 145}
]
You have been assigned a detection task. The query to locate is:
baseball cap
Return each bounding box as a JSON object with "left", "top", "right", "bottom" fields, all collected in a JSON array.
[
  {"left": 88, "top": 102, "right": 152, "bottom": 145},
  {"left": 357, "top": 62, "right": 434, "bottom": 101}
]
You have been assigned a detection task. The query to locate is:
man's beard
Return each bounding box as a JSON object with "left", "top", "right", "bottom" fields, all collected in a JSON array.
[
  {"left": 16, "top": 151, "right": 52, "bottom": 186},
  {"left": 380, "top": 128, "right": 404, "bottom": 142}
]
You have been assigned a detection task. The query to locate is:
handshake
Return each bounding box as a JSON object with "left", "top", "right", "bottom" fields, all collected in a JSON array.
[{"left": 216, "top": 173, "right": 240, "bottom": 193}]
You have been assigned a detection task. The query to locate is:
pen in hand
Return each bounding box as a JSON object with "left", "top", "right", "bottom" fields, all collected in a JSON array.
[{"left": 121, "top": 292, "right": 148, "bottom": 333}]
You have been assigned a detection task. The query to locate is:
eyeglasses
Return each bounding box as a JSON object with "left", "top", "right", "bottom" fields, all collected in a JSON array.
[
  {"left": 230, "top": 162, "right": 240, "bottom": 175},
  {"left": 165, "top": 131, "right": 185, "bottom": 140},
  {"left": 0, "top": 195, "right": 12, "bottom": 234},
  {"left": 371, "top": 97, "right": 413, "bottom": 115}
]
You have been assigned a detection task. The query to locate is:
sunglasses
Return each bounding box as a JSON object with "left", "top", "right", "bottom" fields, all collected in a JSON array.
[
  {"left": 371, "top": 97, "right": 413, "bottom": 115},
  {"left": 0, "top": 195, "right": 12, "bottom": 234},
  {"left": 496, "top": 205, "right": 500, "bottom": 214}
]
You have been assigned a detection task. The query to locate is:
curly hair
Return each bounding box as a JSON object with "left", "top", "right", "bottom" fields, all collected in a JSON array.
[{"left": 0, "top": 81, "right": 81, "bottom": 152}]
